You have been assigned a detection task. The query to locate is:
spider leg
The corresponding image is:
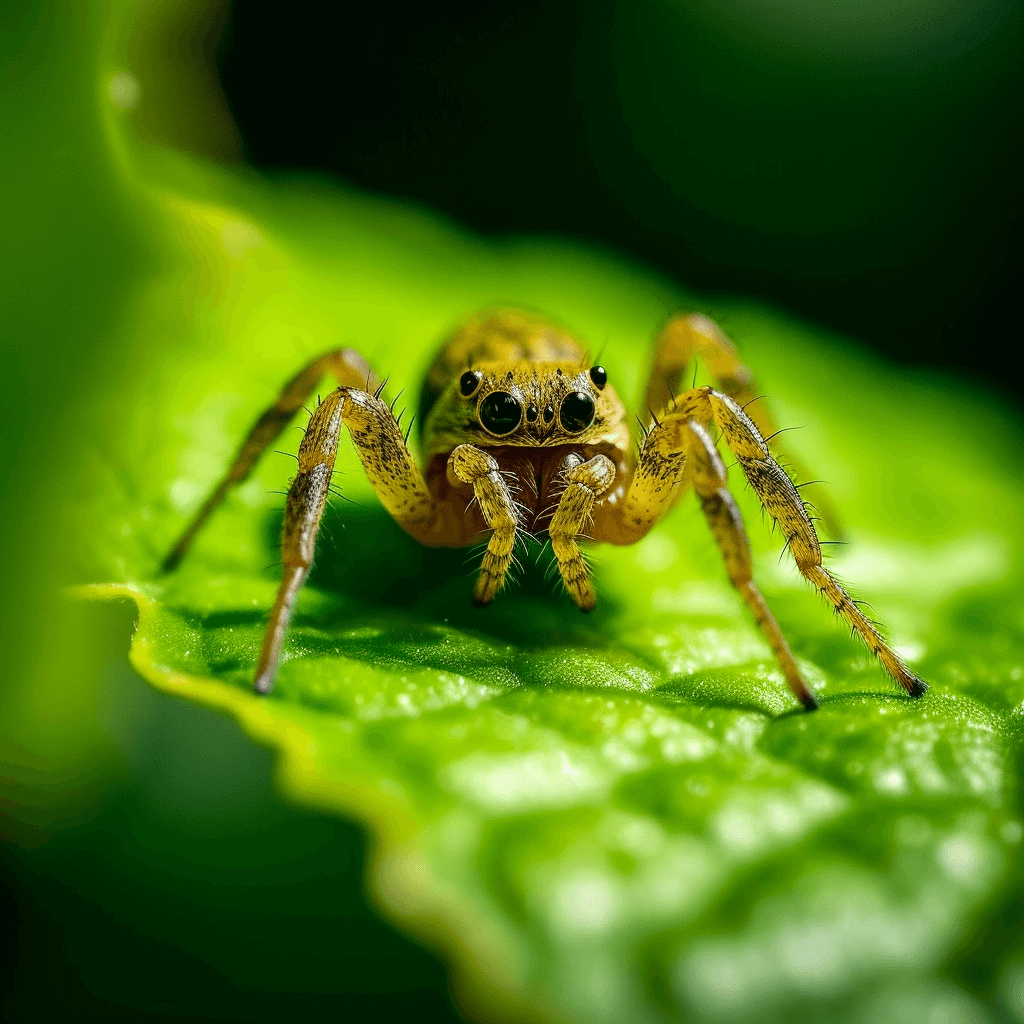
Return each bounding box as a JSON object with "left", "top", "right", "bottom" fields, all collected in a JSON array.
[
  {"left": 590, "top": 417, "right": 691, "bottom": 546},
  {"left": 447, "top": 445, "right": 521, "bottom": 605},
  {"left": 643, "top": 313, "right": 843, "bottom": 537},
  {"left": 255, "top": 385, "right": 439, "bottom": 694},
  {"left": 162, "top": 348, "right": 379, "bottom": 571},
  {"left": 685, "top": 418, "right": 818, "bottom": 709},
  {"left": 596, "top": 384, "right": 927, "bottom": 701},
  {"left": 699, "top": 385, "right": 926, "bottom": 698},
  {"left": 547, "top": 453, "right": 616, "bottom": 610}
]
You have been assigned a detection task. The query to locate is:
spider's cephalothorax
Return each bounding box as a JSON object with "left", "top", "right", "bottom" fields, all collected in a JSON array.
[{"left": 162, "top": 308, "right": 929, "bottom": 707}]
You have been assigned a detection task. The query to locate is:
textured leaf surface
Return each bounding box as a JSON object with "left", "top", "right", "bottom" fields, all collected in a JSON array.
[{"left": 81, "top": 148, "right": 1024, "bottom": 1023}]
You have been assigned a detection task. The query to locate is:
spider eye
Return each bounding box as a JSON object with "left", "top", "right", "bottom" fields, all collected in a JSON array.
[
  {"left": 459, "top": 370, "right": 483, "bottom": 397},
  {"left": 559, "top": 391, "right": 596, "bottom": 433},
  {"left": 478, "top": 391, "right": 523, "bottom": 436},
  {"left": 589, "top": 365, "right": 607, "bottom": 390}
]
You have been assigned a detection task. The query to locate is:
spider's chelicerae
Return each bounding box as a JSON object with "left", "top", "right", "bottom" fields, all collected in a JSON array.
[{"left": 163, "top": 309, "right": 929, "bottom": 707}]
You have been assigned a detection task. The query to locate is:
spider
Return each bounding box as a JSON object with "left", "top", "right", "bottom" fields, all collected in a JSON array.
[{"left": 162, "top": 308, "right": 929, "bottom": 707}]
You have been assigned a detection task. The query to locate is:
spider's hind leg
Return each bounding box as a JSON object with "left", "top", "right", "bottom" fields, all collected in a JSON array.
[
  {"left": 644, "top": 313, "right": 843, "bottom": 537},
  {"left": 162, "top": 348, "right": 378, "bottom": 571}
]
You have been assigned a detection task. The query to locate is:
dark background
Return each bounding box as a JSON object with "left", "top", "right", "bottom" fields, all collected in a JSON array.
[{"left": 219, "top": 0, "right": 1022, "bottom": 399}]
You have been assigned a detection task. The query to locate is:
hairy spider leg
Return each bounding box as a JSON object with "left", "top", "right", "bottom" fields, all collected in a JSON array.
[
  {"left": 255, "top": 385, "right": 440, "bottom": 693},
  {"left": 685, "top": 418, "right": 818, "bottom": 709},
  {"left": 645, "top": 313, "right": 843, "bottom": 537},
  {"left": 702, "top": 387, "right": 927, "bottom": 696},
  {"left": 447, "top": 444, "right": 521, "bottom": 606},
  {"left": 547, "top": 453, "right": 616, "bottom": 610},
  {"left": 162, "top": 348, "right": 379, "bottom": 571},
  {"left": 691, "top": 386, "right": 925, "bottom": 698},
  {"left": 595, "top": 385, "right": 927, "bottom": 704}
]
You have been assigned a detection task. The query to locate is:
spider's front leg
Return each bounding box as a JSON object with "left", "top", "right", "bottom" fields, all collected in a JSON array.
[
  {"left": 701, "top": 386, "right": 928, "bottom": 698},
  {"left": 596, "top": 406, "right": 818, "bottom": 708},
  {"left": 685, "top": 419, "right": 818, "bottom": 709},
  {"left": 596, "top": 385, "right": 927, "bottom": 707},
  {"left": 255, "top": 385, "right": 438, "bottom": 694}
]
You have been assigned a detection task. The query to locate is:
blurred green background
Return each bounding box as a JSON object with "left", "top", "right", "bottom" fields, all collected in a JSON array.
[{"left": 1, "top": 1, "right": 1020, "bottom": 1021}]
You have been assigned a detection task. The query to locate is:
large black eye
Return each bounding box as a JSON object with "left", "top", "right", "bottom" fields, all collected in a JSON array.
[
  {"left": 559, "top": 392, "right": 596, "bottom": 433},
  {"left": 589, "top": 365, "right": 607, "bottom": 390},
  {"left": 459, "top": 370, "right": 483, "bottom": 397},
  {"left": 478, "top": 391, "right": 522, "bottom": 435}
]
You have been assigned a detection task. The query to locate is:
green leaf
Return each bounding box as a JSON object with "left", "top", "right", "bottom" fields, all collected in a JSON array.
[{"left": 78, "top": 146, "right": 1024, "bottom": 1024}]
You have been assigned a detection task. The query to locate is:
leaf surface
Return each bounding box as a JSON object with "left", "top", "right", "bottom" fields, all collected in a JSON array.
[{"left": 81, "top": 151, "right": 1024, "bottom": 1024}]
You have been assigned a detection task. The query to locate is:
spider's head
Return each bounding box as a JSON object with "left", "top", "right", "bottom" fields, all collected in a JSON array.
[{"left": 426, "top": 361, "right": 624, "bottom": 453}]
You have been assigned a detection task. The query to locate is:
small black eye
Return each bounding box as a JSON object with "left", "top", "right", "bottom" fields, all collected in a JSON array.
[
  {"left": 589, "top": 365, "right": 607, "bottom": 390},
  {"left": 459, "top": 370, "right": 483, "bottom": 397},
  {"left": 478, "top": 391, "right": 523, "bottom": 436},
  {"left": 559, "top": 392, "right": 596, "bottom": 433}
]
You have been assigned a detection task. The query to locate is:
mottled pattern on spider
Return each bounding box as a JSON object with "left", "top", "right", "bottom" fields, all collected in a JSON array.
[{"left": 162, "top": 308, "right": 929, "bottom": 707}]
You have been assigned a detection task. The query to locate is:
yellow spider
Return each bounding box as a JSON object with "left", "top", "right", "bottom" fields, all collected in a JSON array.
[{"left": 162, "top": 309, "right": 928, "bottom": 707}]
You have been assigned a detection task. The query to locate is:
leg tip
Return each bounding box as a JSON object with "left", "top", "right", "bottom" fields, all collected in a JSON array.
[
  {"left": 800, "top": 691, "right": 820, "bottom": 712},
  {"left": 160, "top": 551, "right": 181, "bottom": 574},
  {"left": 907, "top": 676, "right": 929, "bottom": 698},
  {"left": 472, "top": 596, "right": 492, "bottom": 609},
  {"left": 253, "top": 672, "right": 276, "bottom": 695}
]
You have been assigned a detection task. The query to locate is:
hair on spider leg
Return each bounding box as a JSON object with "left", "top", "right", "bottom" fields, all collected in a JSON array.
[
  {"left": 506, "top": 547, "right": 526, "bottom": 577},
  {"left": 500, "top": 469, "right": 525, "bottom": 497},
  {"left": 388, "top": 388, "right": 406, "bottom": 415},
  {"left": 762, "top": 425, "right": 807, "bottom": 445},
  {"left": 536, "top": 500, "right": 562, "bottom": 522},
  {"left": 533, "top": 537, "right": 553, "bottom": 568},
  {"left": 741, "top": 394, "right": 768, "bottom": 412},
  {"left": 403, "top": 414, "right": 417, "bottom": 445},
  {"left": 777, "top": 534, "right": 797, "bottom": 565},
  {"left": 327, "top": 487, "right": 360, "bottom": 506},
  {"left": 515, "top": 528, "right": 543, "bottom": 557},
  {"left": 542, "top": 554, "right": 562, "bottom": 583},
  {"left": 464, "top": 536, "right": 490, "bottom": 562},
  {"left": 372, "top": 375, "right": 391, "bottom": 401},
  {"left": 511, "top": 502, "right": 533, "bottom": 525}
]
